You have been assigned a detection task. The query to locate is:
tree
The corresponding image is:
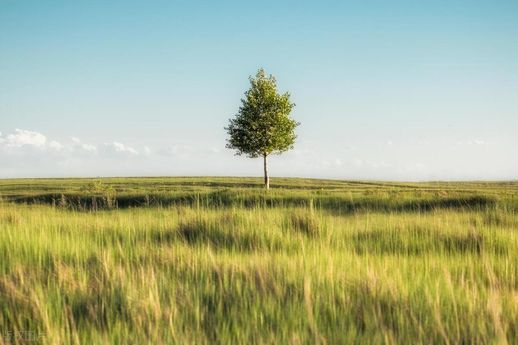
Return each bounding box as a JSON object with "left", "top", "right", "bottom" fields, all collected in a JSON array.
[{"left": 225, "top": 69, "right": 299, "bottom": 189}]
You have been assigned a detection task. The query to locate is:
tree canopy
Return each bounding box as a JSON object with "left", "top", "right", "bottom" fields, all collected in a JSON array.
[
  {"left": 225, "top": 69, "right": 299, "bottom": 189},
  {"left": 225, "top": 69, "right": 298, "bottom": 158}
]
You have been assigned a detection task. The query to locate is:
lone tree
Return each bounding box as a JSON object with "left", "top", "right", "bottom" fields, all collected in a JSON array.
[{"left": 225, "top": 69, "right": 299, "bottom": 189}]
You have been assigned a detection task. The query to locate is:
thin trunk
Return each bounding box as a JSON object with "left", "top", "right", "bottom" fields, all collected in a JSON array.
[{"left": 263, "top": 154, "right": 269, "bottom": 189}]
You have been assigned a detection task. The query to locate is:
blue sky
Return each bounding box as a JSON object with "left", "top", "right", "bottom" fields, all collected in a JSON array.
[{"left": 1, "top": 0, "right": 517, "bottom": 180}]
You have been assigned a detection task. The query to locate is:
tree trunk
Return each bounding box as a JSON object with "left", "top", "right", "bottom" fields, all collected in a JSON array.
[{"left": 263, "top": 154, "right": 269, "bottom": 189}]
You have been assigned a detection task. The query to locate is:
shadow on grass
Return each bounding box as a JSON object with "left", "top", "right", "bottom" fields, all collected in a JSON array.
[
  {"left": 67, "top": 285, "right": 130, "bottom": 330},
  {"left": 6, "top": 190, "right": 497, "bottom": 214},
  {"left": 150, "top": 218, "right": 285, "bottom": 252},
  {"left": 352, "top": 228, "right": 507, "bottom": 255}
]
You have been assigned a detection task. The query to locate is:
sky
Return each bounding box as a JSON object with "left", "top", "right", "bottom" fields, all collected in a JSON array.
[{"left": 1, "top": 0, "right": 517, "bottom": 180}]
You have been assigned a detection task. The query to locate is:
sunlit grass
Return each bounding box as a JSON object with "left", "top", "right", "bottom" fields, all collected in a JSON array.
[{"left": 1, "top": 177, "right": 518, "bottom": 344}]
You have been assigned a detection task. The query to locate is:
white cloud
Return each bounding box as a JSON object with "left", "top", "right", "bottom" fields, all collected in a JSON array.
[
  {"left": 3, "top": 129, "right": 47, "bottom": 148},
  {"left": 0, "top": 130, "right": 143, "bottom": 158},
  {"left": 0, "top": 130, "right": 100, "bottom": 156},
  {"left": 108, "top": 142, "right": 139, "bottom": 155},
  {"left": 143, "top": 146, "right": 152, "bottom": 156},
  {"left": 70, "top": 137, "right": 97, "bottom": 153},
  {"left": 48, "top": 140, "right": 63, "bottom": 151},
  {"left": 457, "top": 139, "right": 487, "bottom": 146},
  {"left": 81, "top": 143, "right": 97, "bottom": 152},
  {"left": 157, "top": 144, "right": 192, "bottom": 158}
]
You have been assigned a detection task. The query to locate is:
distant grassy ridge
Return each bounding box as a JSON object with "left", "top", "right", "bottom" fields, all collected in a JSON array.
[
  {"left": 2, "top": 189, "right": 503, "bottom": 214},
  {"left": 1, "top": 177, "right": 516, "bottom": 213},
  {"left": 1, "top": 176, "right": 517, "bottom": 194}
]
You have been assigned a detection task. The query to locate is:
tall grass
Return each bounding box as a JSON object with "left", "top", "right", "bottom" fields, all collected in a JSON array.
[{"left": 0, "top": 178, "right": 518, "bottom": 344}]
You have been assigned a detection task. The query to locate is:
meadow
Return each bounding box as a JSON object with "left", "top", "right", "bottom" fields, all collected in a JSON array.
[{"left": 1, "top": 177, "right": 518, "bottom": 344}]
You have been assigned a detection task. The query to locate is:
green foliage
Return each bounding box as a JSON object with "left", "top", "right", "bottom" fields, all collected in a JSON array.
[{"left": 225, "top": 69, "right": 299, "bottom": 158}]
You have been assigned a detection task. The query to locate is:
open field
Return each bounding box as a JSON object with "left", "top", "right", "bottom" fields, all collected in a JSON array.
[{"left": 1, "top": 177, "right": 518, "bottom": 344}]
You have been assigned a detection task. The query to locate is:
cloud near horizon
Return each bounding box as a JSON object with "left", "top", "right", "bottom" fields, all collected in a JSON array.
[
  {"left": 0, "top": 130, "right": 149, "bottom": 158},
  {"left": 0, "top": 129, "right": 516, "bottom": 180},
  {"left": 0, "top": 129, "right": 47, "bottom": 148},
  {"left": 0, "top": 129, "right": 228, "bottom": 178}
]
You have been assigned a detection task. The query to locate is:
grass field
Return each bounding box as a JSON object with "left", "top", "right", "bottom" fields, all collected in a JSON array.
[{"left": 1, "top": 177, "right": 518, "bottom": 344}]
